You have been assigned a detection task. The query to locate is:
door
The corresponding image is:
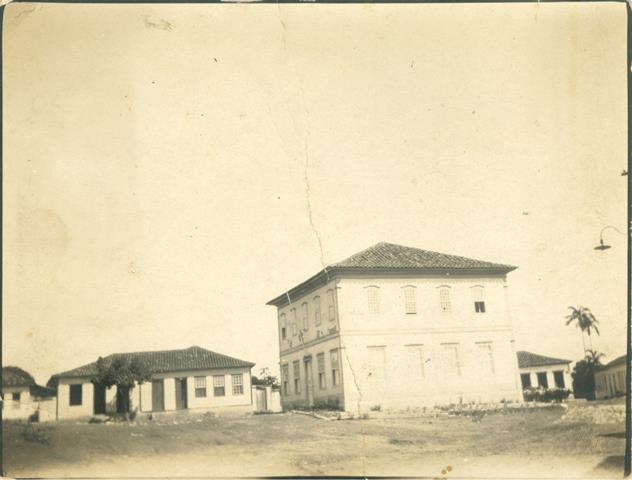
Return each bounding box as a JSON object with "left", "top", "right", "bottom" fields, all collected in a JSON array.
[
  {"left": 93, "top": 383, "right": 106, "bottom": 414},
  {"left": 175, "top": 378, "right": 188, "bottom": 410},
  {"left": 304, "top": 358, "right": 314, "bottom": 407},
  {"left": 116, "top": 386, "right": 129, "bottom": 413},
  {"left": 152, "top": 379, "right": 165, "bottom": 411}
]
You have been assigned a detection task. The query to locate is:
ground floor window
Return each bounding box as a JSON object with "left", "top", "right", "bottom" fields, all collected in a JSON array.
[
  {"left": 330, "top": 349, "right": 339, "bottom": 386},
  {"left": 194, "top": 376, "right": 207, "bottom": 397},
  {"left": 281, "top": 364, "right": 289, "bottom": 395},
  {"left": 293, "top": 360, "right": 301, "bottom": 394},
  {"left": 69, "top": 384, "right": 83, "bottom": 405},
  {"left": 536, "top": 372, "right": 548, "bottom": 388},
  {"left": 553, "top": 370, "right": 565, "bottom": 388},
  {"left": 520, "top": 373, "right": 531, "bottom": 389},
  {"left": 11, "top": 392, "right": 20, "bottom": 401},
  {"left": 317, "top": 353, "right": 326, "bottom": 389},
  {"left": 213, "top": 375, "right": 225, "bottom": 396},
  {"left": 232, "top": 374, "right": 244, "bottom": 395}
]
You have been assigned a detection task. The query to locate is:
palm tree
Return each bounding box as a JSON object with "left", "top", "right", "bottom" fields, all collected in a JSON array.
[
  {"left": 565, "top": 306, "right": 600, "bottom": 353},
  {"left": 584, "top": 349, "right": 605, "bottom": 367}
]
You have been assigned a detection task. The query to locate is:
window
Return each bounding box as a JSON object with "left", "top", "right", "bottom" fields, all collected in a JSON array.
[
  {"left": 405, "top": 345, "right": 425, "bottom": 378},
  {"left": 472, "top": 286, "right": 486, "bottom": 313},
  {"left": 213, "top": 375, "right": 225, "bottom": 396},
  {"left": 402, "top": 286, "right": 417, "bottom": 314},
  {"left": 477, "top": 342, "right": 495, "bottom": 376},
  {"left": 11, "top": 392, "right": 20, "bottom": 401},
  {"left": 293, "top": 361, "right": 301, "bottom": 394},
  {"left": 367, "top": 346, "right": 386, "bottom": 382},
  {"left": 366, "top": 286, "right": 380, "bottom": 314},
  {"left": 280, "top": 313, "right": 287, "bottom": 340},
  {"left": 281, "top": 364, "right": 289, "bottom": 395},
  {"left": 317, "top": 353, "right": 326, "bottom": 389},
  {"left": 327, "top": 289, "right": 336, "bottom": 322},
  {"left": 553, "top": 370, "right": 565, "bottom": 388},
  {"left": 232, "top": 374, "right": 244, "bottom": 395},
  {"left": 441, "top": 344, "right": 461, "bottom": 378},
  {"left": 69, "top": 384, "right": 83, "bottom": 406},
  {"left": 301, "top": 302, "right": 309, "bottom": 331},
  {"left": 314, "top": 296, "right": 321, "bottom": 326},
  {"left": 291, "top": 308, "right": 297, "bottom": 336},
  {"left": 330, "top": 349, "right": 340, "bottom": 386},
  {"left": 438, "top": 286, "right": 451, "bottom": 313},
  {"left": 520, "top": 373, "right": 532, "bottom": 389},
  {"left": 536, "top": 372, "right": 548, "bottom": 388},
  {"left": 194, "top": 376, "right": 207, "bottom": 397}
]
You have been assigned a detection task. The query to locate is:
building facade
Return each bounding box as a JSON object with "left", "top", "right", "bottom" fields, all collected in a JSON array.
[
  {"left": 267, "top": 242, "right": 524, "bottom": 412},
  {"left": 47, "top": 346, "right": 254, "bottom": 420},
  {"left": 594, "top": 354, "right": 627, "bottom": 399},
  {"left": 517, "top": 351, "right": 572, "bottom": 391}
]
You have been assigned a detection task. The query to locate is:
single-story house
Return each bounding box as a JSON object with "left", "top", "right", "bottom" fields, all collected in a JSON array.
[
  {"left": 47, "top": 346, "right": 255, "bottom": 420},
  {"left": 2, "top": 366, "right": 56, "bottom": 421},
  {"left": 594, "top": 354, "right": 627, "bottom": 399},
  {"left": 517, "top": 351, "right": 572, "bottom": 390}
]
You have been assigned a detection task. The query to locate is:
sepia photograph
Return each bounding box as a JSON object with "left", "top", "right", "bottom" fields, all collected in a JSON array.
[{"left": 2, "top": 1, "right": 629, "bottom": 478}]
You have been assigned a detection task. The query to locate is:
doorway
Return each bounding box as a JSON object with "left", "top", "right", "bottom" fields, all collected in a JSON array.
[
  {"left": 152, "top": 379, "right": 165, "bottom": 411},
  {"left": 304, "top": 357, "right": 314, "bottom": 408},
  {"left": 93, "top": 383, "right": 106, "bottom": 415},
  {"left": 175, "top": 378, "right": 188, "bottom": 410}
]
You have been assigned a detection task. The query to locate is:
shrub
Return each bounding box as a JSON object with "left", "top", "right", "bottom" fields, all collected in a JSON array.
[
  {"left": 523, "top": 387, "right": 571, "bottom": 403},
  {"left": 370, "top": 404, "right": 382, "bottom": 412}
]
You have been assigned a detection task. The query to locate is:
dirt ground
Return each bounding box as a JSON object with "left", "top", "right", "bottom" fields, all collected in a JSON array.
[{"left": 3, "top": 400, "right": 626, "bottom": 478}]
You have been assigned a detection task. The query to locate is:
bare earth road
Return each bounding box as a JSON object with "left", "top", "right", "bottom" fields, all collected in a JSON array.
[{"left": 3, "top": 402, "right": 625, "bottom": 478}]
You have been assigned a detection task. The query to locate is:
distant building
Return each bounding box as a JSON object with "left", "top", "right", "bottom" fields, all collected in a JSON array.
[
  {"left": 2, "top": 366, "right": 56, "bottom": 421},
  {"left": 594, "top": 354, "right": 627, "bottom": 399},
  {"left": 47, "top": 346, "right": 254, "bottom": 420},
  {"left": 517, "top": 351, "right": 572, "bottom": 390},
  {"left": 267, "top": 242, "right": 524, "bottom": 412}
]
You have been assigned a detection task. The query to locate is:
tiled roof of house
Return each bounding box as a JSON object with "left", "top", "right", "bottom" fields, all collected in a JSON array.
[
  {"left": 48, "top": 346, "right": 255, "bottom": 382},
  {"left": 332, "top": 242, "right": 517, "bottom": 271},
  {"left": 2, "top": 366, "right": 36, "bottom": 388},
  {"left": 517, "top": 351, "right": 572, "bottom": 369},
  {"left": 267, "top": 242, "right": 517, "bottom": 306},
  {"left": 597, "top": 354, "right": 628, "bottom": 371}
]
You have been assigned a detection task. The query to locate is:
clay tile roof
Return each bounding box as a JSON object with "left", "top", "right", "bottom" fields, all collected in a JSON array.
[
  {"left": 2, "top": 366, "right": 36, "bottom": 388},
  {"left": 332, "top": 242, "right": 517, "bottom": 271},
  {"left": 267, "top": 242, "right": 516, "bottom": 306},
  {"left": 49, "top": 346, "right": 255, "bottom": 381},
  {"left": 599, "top": 354, "right": 628, "bottom": 370},
  {"left": 517, "top": 351, "right": 572, "bottom": 369}
]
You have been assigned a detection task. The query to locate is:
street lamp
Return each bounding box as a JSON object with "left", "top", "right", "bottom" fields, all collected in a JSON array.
[{"left": 594, "top": 225, "right": 625, "bottom": 251}]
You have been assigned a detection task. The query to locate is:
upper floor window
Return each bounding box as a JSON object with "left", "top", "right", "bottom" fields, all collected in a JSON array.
[
  {"left": 438, "top": 286, "right": 451, "bottom": 313},
  {"left": 472, "top": 286, "right": 486, "bottom": 313},
  {"left": 327, "top": 289, "right": 336, "bottom": 322},
  {"left": 402, "top": 286, "right": 417, "bottom": 314},
  {"left": 301, "top": 302, "right": 309, "bottom": 331},
  {"left": 291, "top": 308, "right": 297, "bottom": 336},
  {"left": 280, "top": 313, "right": 287, "bottom": 340},
  {"left": 314, "top": 296, "right": 322, "bottom": 326},
  {"left": 366, "top": 286, "right": 380, "bottom": 314}
]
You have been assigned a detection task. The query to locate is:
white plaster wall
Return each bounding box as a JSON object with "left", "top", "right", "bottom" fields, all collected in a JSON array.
[
  {"left": 2, "top": 387, "right": 34, "bottom": 420},
  {"left": 336, "top": 275, "right": 523, "bottom": 412},
  {"left": 595, "top": 363, "right": 627, "bottom": 399},
  {"left": 57, "top": 379, "right": 94, "bottom": 419},
  {"left": 518, "top": 363, "right": 572, "bottom": 390}
]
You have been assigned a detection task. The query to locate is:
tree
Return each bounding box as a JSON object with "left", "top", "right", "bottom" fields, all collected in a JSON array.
[
  {"left": 91, "top": 356, "right": 151, "bottom": 419},
  {"left": 571, "top": 350, "right": 605, "bottom": 400},
  {"left": 251, "top": 367, "right": 279, "bottom": 387},
  {"left": 565, "top": 306, "right": 600, "bottom": 352}
]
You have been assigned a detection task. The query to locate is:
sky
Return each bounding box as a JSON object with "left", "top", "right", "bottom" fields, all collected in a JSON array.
[{"left": 3, "top": 2, "right": 627, "bottom": 385}]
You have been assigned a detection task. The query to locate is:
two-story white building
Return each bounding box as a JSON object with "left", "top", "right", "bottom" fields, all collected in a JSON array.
[{"left": 267, "top": 242, "right": 524, "bottom": 412}]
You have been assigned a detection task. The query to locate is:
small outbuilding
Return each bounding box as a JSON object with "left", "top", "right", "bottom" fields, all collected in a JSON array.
[
  {"left": 2, "top": 366, "right": 56, "bottom": 421},
  {"left": 594, "top": 354, "right": 627, "bottom": 400}
]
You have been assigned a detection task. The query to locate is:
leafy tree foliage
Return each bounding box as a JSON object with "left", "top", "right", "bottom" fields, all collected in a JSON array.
[{"left": 92, "top": 357, "right": 151, "bottom": 417}]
